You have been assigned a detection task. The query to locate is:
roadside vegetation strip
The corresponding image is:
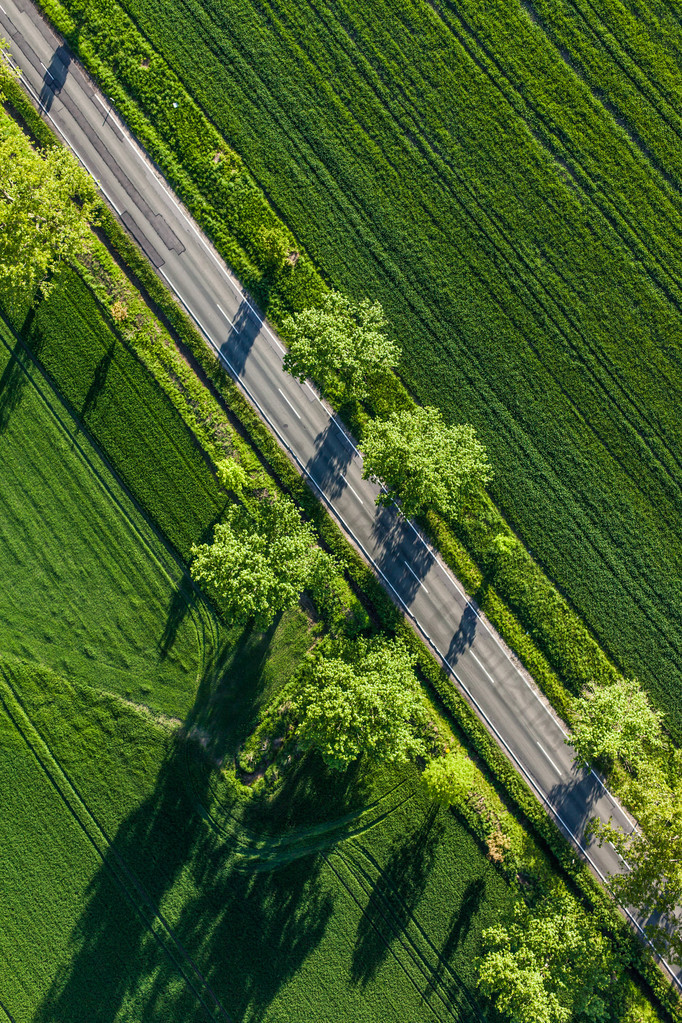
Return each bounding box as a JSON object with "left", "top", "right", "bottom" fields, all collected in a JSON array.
[
  {"left": 22, "top": 0, "right": 682, "bottom": 741},
  {"left": 2, "top": 56, "right": 678, "bottom": 1017}
]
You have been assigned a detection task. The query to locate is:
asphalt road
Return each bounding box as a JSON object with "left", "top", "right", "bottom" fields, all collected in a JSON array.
[{"left": 2, "top": 0, "right": 678, "bottom": 988}]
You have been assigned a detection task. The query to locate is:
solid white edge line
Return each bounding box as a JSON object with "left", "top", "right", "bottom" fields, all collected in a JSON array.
[
  {"left": 14, "top": 42, "right": 669, "bottom": 981},
  {"left": 536, "top": 741, "right": 563, "bottom": 778},
  {"left": 277, "top": 388, "right": 301, "bottom": 420}
]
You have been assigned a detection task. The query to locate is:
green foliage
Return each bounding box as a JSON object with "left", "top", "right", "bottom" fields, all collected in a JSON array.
[
  {"left": 422, "top": 750, "right": 478, "bottom": 806},
  {"left": 38, "top": 0, "right": 682, "bottom": 738},
  {"left": 306, "top": 549, "right": 370, "bottom": 637},
  {"left": 291, "top": 637, "right": 427, "bottom": 769},
  {"left": 570, "top": 677, "right": 664, "bottom": 770},
  {"left": 3, "top": 69, "right": 672, "bottom": 1018},
  {"left": 216, "top": 457, "right": 250, "bottom": 498},
  {"left": 593, "top": 764, "right": 682, "bottom": 965},
  {"left": 0, "top": 106, "right": 97, "bottom": 314},
  {"left": 283, "top": 290, "right": 399, "bottom": 401},
  {"left": 478, "top": 888, "right": 620, "bottom": 1023},
  {"left": 0, "top": 654, "right": 514, "bottom": 1022},
  {"left": 191, "top": 496, "right": 318, "bottom": 628},
  {"left": 362, "top": 405, "right": 492, "bottom": 520}
]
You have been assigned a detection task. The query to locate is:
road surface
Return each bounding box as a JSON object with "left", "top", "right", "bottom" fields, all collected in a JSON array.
[{"left": 1, "top": 0, "right": 678, "bottom": 988}]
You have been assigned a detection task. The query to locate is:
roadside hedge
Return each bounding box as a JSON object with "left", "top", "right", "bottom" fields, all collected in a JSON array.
[
  {"left": 6, "top": 75, "right": 681, "bottom": 1017},
  {"left": 18, "top": 0, "right": 635, "bottom": 738}
]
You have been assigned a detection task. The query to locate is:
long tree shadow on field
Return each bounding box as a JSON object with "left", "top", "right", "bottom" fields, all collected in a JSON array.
[
  {"left": 31, "top": 619, "right": 365, "bottom": 1023},
  {"left": 350, "top": 806, "right": 443, "bottom": 986},
  {"left": 79, "top": 339, "right": 116, "bottom": 424},
  {"left": 425, "top": 876, "right": 487, "bottom": 1001},
  {"left": 0, "top": 307, "right": 43, "bottom": 435}
]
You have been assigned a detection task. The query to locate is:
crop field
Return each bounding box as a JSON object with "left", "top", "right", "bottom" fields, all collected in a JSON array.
[
  {"left": 0, "top": 656, "right": 509, "bottom": 1023},
  {"left": 65, "top": 0, "right": 682, "bottom": 731},
  {"left": 0, "top": 294, "right": 511, "bottom": 1020},
  {"left": 0, "top": 309, "right": 204, "bottom": 715}
]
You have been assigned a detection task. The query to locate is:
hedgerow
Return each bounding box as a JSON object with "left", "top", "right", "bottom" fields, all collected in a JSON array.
[
  {"left": 26, "top": 0, "right": 682, "bottom": 742},
  {"left": 4, "top": 90, "right": 678, "bottom": 1018}
]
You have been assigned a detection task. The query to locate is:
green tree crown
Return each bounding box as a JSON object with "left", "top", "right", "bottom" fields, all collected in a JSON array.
[
  {"left": 290, "top": 636, "right": 426, "bottom": 770},
  {"left": 190, "top": 496, "right": 317, "bottom": 629},
  {"left": 0, "top": 93, "right": 98, "bottom": 315},
  {"left": 361, "top": 405, "right": 492, "bottom": 520},
  {"left": 282, "top": 290, "right": 400, "bottom": 401}
]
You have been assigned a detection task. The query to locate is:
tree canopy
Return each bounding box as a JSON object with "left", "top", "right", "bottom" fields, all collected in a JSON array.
[
  {"left": 422, "top": 750, "right": 477, "bottom": 805},
  {"left": 569, "top": 676, "right": 664, "bottom": 771},
  {"left": 592, "top": 764, "right": 682, "bottom": 963},
  {"left": 290, "top": 636, "right": 426, "bottom": 770},
  {"left": 477, "top": 888, "right": 617, "bottom": 1023},
  {"left": 190, "top": 496, "right": 317, "bottom": 628},
  {"left": 282, "top": 290, "right": 400, "bottom": 401},
  {"left": 0, "top": 83, "right": 98, "bottom": 314},
  {"left": 361, "top": 405, "right": 492, "bottom": 520}
]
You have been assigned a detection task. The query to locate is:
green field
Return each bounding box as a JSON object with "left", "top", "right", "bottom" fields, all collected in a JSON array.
[
  {"left": 54, "top": 0, "right": 682, "bottom": 732},
  {"left": 0, "top": 290, "right": 515, "bottom": 1020}
]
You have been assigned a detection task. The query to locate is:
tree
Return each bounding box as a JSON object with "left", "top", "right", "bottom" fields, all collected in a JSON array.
[
  {"left": 190, "top": 496, "right": 317, "bottom": 628},
  {"left": 216, "top": 458, "right": 250, "bottom": 499},
  {"left": 477, "top": 888, "right": 617, "bottom": 1023},
  {"left": 591, "top": 765, "right": 682, "bottom": 963},
  {"left": 290, "top": 637, "right": 426, "bottom": 769},
  {"left": 0, "top": 92, "right": 98, "bottom": 314},
  {"left": 422, "top": 750, "right": 476, "bottom": 805},
  {"left": 282, "top": 290, "right": 400, "bottom": 401},
  {"left": 569, "top": 676, "right": 664, "bottom": 771},
  {"left": 361, "top": 405, "right": 492, "bottom": 520}
]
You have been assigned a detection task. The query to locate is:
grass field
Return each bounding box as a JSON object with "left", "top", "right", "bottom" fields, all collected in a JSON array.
[
  {"left": 0, "top": 657, "right": 510, "bottom": 1023},
  {"left": 0, "top": 289, "right": 516, "bottom": 1020},
  {"left": 0, "top": 308, "right": 205, "bottom": 716},
  {"left": 54, "top": 0, "right": 682, "bottom": 733}
]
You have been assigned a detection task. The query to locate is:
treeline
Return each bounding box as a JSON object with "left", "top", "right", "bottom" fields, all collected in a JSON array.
[
  {"left": 27, "top": 0, "right": 682, "bottom": 746},
  {"left": 3, "top": 51, "right": 678, "bottom": 1021}
]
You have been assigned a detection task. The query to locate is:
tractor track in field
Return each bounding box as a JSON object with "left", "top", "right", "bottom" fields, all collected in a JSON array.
[
  {"left": 324, "top": 845, "right": 485, "bottom": 1023},
  {"left": 182, "top": 739, "right": 415, "bottom": 870},
  {"left": 0, "top": 669, "right": 232, "bottom": 1023}
]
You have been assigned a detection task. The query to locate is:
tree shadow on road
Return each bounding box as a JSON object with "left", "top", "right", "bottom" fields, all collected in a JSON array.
[
  {"left": 446, "top": 599, "right": 478, "bottom": 666},
  {"left": 369, "top": 503, "right": 433, "bottom": 605},
  {"left": 548, "top": 767, "right": 603, "bottom": 847},
  {"left": 305, "top": 417, "right": 354, "bottom": 501},
  {"left": 218, "top": 297, "right": 263, "bottom": 378}
]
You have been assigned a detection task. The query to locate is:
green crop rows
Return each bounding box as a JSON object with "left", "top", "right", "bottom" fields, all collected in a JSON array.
[
  {"left": 41, "top": 0, "right": 682, "bottom": 734},
  {"left": 0, "top": 291, "right": 513, "bottom": 1020},
  {"left": 0, "top": 311, "right": 203, "bottom": 715}
]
